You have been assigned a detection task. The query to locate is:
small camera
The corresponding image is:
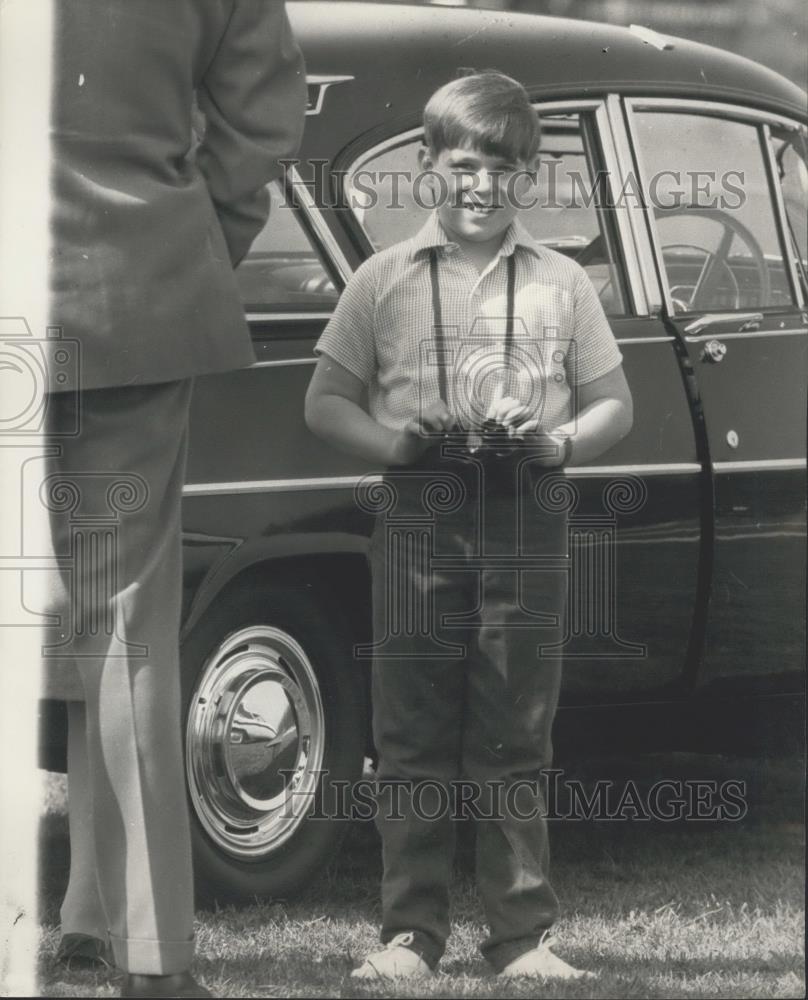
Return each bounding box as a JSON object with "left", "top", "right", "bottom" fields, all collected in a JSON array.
[
  {"left": 476, "top": 418, "right": 519, "bottom": 460},
  {"left": 463, "top": 418, "right": 523, "bottom": 491}
]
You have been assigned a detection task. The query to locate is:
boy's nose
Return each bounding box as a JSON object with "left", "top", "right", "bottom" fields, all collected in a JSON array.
[{"left": 475, "top": 169, "right": 493, "bottom": 193}]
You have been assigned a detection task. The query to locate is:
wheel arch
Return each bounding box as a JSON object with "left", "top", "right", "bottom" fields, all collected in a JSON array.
[{"left": 181, "top": 535, "right": 373, "bottom": 653}]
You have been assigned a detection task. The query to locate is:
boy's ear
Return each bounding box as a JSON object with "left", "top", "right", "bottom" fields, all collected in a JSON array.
[{"left": 417, "top": 144, "right": 434, "bottom": 171}]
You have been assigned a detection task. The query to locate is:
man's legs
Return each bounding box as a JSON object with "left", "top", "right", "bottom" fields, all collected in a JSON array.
[
  {"left": 59, "top": 701, "right": 107, "bottom": 946},
  {"left": 47, "top": 379, "right": 195, "bottom": 974}
]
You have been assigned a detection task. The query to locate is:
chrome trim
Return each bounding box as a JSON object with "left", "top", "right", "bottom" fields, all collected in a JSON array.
[
  {"left": 762, "top": 122, "right": 806, "bottom": 309},
  {"left": 623, "top": 98, "right": 807, "bottom": 133},
  {"left": 615, "top": 335, "right": 675, "bottom": 344},
  {"left": 713, "top": 458, "right": 806, "bottom": 472},
  {"left": 685, "top": 326, "right": 808, "bottom": 343},
  {"left": 183, "top": 465, "right": 705, "bottom": 497},
  {"left": 306, "top": 74, "right": 355, "bottom": 116},
  {"left": 183, "top": 475, "right": 384, "bottom": 497},
  {"left": 248, "top": 358, "right": 316, "bottom": 370},
  {"left": 346, "top": 126, "right": 422, "bottom": 178},
  {"left": 595, "top": 100, "right": 649, "bottom": 316},
  {"left": 606, "top": 95, "right": 663, "bottom": 314},
  {"left": 621, "top": 100, "right": 676, "bottom": 318},
  {"left": 565, "top": 462, "right": 701, "bottom": 476},
  {"left": 684, "top": 312, "right": 763, "bottom": 335},
  {"left": 628, "top": 25, "right": 674, "bottom": 50},
  {"left": 246, "top": 311, "right": 333, "bottom": 323},
  {"left": 286, "top": 164, "right": 353, "bottom": 286},
  {"left": 529, "top": 99, "right": 604, "bottom": 113}
]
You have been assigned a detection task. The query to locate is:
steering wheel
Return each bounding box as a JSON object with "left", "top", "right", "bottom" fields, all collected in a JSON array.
[
  {"left": 663, "top": 240, "right": 742, "bottom": 313},
  {"left": 654, "top": 206, "right": 770, "bottom": 312}
]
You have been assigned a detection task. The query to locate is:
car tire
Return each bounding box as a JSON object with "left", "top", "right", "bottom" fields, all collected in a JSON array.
[{"left": 180, "top": 575, "right": 366, "bottom": 903}]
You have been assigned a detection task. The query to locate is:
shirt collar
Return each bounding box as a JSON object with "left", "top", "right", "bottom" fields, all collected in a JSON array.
[{"left": 409, "top": 212, "right": 544, "bottom": 262}]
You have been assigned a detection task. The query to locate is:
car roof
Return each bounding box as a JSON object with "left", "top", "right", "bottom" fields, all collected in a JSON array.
[{"left": 289, "top": 1, "right": 806, "bottom": 160}]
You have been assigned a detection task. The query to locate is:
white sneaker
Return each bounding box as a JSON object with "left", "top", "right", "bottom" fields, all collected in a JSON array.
[
  {"left": 498, "top": 934, "right": 594, "bottom": 980},
  {"left": 350, "top": 931, "right": 435, "bottom": 980}
]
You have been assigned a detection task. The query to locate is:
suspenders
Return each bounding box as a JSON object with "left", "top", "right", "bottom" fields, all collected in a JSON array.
[{"left": 428, "top": 247, "right": 516, "bottom": 411}]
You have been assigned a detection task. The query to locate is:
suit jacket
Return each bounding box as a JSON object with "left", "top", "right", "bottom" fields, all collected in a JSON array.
[{"left": 48, "top": 0, "right": 306, "bottom": 393}]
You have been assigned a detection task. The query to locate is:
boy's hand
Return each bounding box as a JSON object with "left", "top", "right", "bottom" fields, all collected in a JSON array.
[
  {"left": 391, "top": 399, "right": 455, "bottom": 465},
  {"left": 485, "top": 394, "right": 536, "bottom": 438},
  {"left": 484, "top": 395, "right": 569, "bottom": 466}
]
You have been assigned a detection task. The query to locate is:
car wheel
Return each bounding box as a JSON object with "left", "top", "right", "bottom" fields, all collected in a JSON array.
[{"left": 180, "top": 576, "right": 366, "bottom": 903}]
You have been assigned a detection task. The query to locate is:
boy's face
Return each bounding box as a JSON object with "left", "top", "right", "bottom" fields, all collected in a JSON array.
[{"left": 418, "top": 144, "right": 536, "bottom": 248}]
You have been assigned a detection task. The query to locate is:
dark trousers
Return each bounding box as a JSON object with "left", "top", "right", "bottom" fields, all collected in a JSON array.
[{"left": 369, "top": 453, "right": 567, "bottom": 971}]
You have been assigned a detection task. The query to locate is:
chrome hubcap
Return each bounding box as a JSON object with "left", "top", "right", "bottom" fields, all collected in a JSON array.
[{"left": 186, "top": 625, "right": 325, "bottom": 859}]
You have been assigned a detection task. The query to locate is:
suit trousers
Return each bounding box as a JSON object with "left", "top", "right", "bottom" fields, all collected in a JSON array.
[
  {"left": 42, "top": 379, "right": 195, "bottom": 975},
  {"left": 369, "top": 453, "right": 567, "bottom": 972}
]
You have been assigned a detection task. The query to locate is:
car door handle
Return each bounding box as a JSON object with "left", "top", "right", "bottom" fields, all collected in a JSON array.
[
  {"left": 684, "top": 312, "right": 763, "bottom": 336},
  {"left": 701, "top": 339, "right": 727, "bottom": 363}
]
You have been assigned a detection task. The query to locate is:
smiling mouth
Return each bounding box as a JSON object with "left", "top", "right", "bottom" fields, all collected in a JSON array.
[{"left": 462, "top": 202, "right": 498, "bottom": 215}]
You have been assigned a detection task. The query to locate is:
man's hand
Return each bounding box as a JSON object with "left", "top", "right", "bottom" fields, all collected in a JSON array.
[{"left": 391, "top": 399, "right": 455, "bottom": 465}]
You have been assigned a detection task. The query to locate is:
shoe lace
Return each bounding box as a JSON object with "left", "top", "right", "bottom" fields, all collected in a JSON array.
[
  {"left": 537, "top": 929, "right": 557, "bottom": 952},
  {"left": 386, "top": 931, "right": 415, "bottom": 950}
]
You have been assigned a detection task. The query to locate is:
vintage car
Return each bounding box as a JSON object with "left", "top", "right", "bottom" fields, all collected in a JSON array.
[{"left": 40, "top": 1, "right": 807, "bottom": 902}]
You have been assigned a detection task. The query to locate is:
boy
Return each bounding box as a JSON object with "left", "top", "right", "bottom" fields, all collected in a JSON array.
[{"left": 305, "top": 71, "right": 632, "bottom": 980}]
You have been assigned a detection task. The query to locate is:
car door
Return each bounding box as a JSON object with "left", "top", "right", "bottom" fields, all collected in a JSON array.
[
  {"left": 626, "top": 100, "right": 807, "bottom": 693},
  {"left": 339, "top": 100, "right": 703, "bottom": 705}
]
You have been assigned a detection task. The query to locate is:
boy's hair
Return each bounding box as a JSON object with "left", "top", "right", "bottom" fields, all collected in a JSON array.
[{"left": 423, "top": 71, "right": 540, "bottom": 163}]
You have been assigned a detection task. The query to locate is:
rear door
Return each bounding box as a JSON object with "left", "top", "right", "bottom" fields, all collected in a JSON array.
[{"left": 626, "top": 100, "right": 807, "bottom": 693}]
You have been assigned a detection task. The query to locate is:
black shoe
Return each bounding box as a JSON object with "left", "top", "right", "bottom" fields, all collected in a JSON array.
[
  {"left": 120, "top": 972, "right": 211, "bottom": 998},
  {"left": 55, "top": 933, "right": 114, "bottom": 968}
]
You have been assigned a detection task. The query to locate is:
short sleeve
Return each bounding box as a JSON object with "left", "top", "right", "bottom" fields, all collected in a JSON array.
[
  {"left": 566, "top": 266, "right": 623, "bottom": 385},
  {"left": 314, "top": 258, "right": 377, "bottom": 385}
]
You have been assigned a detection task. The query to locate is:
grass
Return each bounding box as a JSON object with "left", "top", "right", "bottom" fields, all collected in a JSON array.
[{"left": 37, "top": 754, "right": 804, "bottom": 998}]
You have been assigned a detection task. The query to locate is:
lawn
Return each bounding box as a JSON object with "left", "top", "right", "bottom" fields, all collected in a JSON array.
[{"left": 37, "top": 754, "right": 804, "bottom": 998}]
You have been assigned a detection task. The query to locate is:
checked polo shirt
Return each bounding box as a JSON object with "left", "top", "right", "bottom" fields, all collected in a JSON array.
[{"left": 315, "top": 213, "right": 622, "bottom": 434}]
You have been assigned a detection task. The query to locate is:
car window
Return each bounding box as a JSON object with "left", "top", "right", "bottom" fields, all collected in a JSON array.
[
  {"left": 770, "top": 126, "right": 808, "bottom": 299},
  {"left": 345, "top": 111, "right": 629, "bottom": 315},
  {"left": 235, "top": 181, "right": 338, "bottom": 314},
  {"left": 631, "top": 112, "right": 795, "bottom": 313}
]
